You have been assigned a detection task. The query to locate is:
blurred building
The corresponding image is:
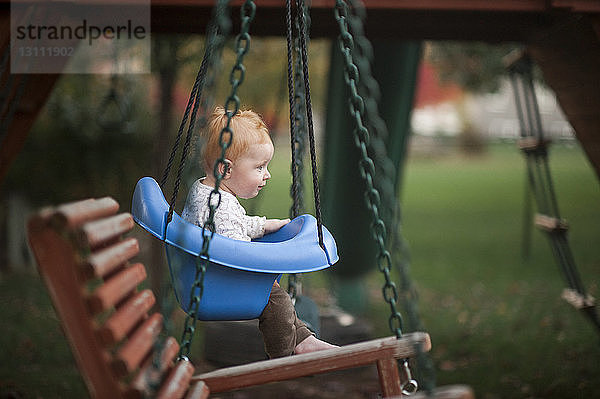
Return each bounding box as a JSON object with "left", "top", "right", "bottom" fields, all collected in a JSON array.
[{"left": 410, "top": 61, "right": 574, "bottom": 141}]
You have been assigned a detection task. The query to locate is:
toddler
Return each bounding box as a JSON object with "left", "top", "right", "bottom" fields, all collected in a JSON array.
[{"left": 182, "top": 106, "right": 336, "bottom": 358}]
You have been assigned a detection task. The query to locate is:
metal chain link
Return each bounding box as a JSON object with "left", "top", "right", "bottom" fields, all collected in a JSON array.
[
  {"left": 334, "top": 0, "right": 418, "bottom": 394},
  {"left": 178, "top": 0, "right": 256, "bottom": 359},
  {"left": 391, "top": 201, "right": 437, "bottom": 395},
  {"left": 161, "top": 7, "right": 230, "bottom": 210},
  {"left": 168, "top": 32, "right": 227, "bottom": 363},
  {"left": 334, "top": 0, "right": 403, "bottom": 340},
  {"left": 344, "top": 2, "right": 397, "bottom": 232}
]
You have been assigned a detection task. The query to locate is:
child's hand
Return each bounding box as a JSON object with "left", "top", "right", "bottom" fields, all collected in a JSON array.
[{"left": 264, "top": 218, "right": 291, "bottom": 234}]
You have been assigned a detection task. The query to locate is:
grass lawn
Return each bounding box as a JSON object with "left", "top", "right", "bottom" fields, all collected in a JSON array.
[
  {"left": 391, "top": 141, "right": 600, "bottom": 398},
  {"left": 1, "top": 140, "right": 598, "bottom": 398}
]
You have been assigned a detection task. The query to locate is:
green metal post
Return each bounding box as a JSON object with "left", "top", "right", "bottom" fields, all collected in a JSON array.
[{"left": 322, "top": 39, "right": 421, "bottom": 313}]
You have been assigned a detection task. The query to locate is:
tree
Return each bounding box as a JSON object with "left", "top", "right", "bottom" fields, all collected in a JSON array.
[
  {"left": 3, "top": 73, "right": 154, "bottom": 206},
  {"left": 427, "top": 41, "right": 520, "bottom": 93}
]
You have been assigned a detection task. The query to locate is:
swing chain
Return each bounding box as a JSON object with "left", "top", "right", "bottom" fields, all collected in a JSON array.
[
  {"left": 178, "top": 0, "right": 256, "bottom": 360},
  {"left": 287, "top": 39, "right": 307, "bottom": 297},
  {"left": 334, "top": 1, "right": 421, "bottom": 394},
  {"left": 334, "top": 0, "right": 404, "bottom": 340},
  {"left": 392, "top": 202, "right": 437, "bottom": 394},
  {"left": 149, "top": 37, "right": 220, "bottom": 380},
  {"left": 286, "top": 0, "right": 309, "bottom": 299},
  {"left": 343, "top": 0, "right": 397, "bottom": 231},
  {"left": 287, "top": 0, "right": 308, "bottom": 220},
  {"left": 175, "top": 32, "right": 225, "bottom": 358},
  {"left": 162, "top": 0, "right": 231, "bottom": 221},
  {"left": 293, "top": 0, "right": 325, "bottom": 251},
  {"left": 206, "top": 0, "right": 256, "bottom": 224}
]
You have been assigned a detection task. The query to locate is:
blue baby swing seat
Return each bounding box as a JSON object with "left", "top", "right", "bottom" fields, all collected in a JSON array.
[{"left": 131, "top": 176, "right": 338, "bottom": 321}]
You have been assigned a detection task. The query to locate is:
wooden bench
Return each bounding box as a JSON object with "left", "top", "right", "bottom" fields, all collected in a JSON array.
[
  {"left": 27, "top": 196, "right": 472, "bottom": 398},
  {"left": 27, "top": 197, "right": 206, "bottom": 399}
]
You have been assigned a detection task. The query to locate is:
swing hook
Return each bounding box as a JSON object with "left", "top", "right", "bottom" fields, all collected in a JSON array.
[{"left": 399, "top": 360, "right": 419, "bottom": 395}]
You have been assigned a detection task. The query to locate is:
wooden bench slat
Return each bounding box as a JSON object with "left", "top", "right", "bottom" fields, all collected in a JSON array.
[
  {"left": 77, "top": 213, "right": 135, "bottom": 249},
  {"left": 156, "top": 360, "right": 195, "bottom": 399},
  {"left": 98, "top": 289, "right": 156, "bottom": 346},
  {"left": 192, "top": 333, "right": 431, "bottom": 393},
  {"left": 88, "top": 263, "right": 147, "bottom": 315},
  {"left": 53, "top": 198, "right": 119, "bottom": 229},
  {"left": 185, "top": 381, "right": 210, "bottom": 399},
  {"left": 82, "top": 237, "right": 140, "bottom": 279},
  {"left": 30, "top": 206, "right": 56, "bottom": 225},
  {"left": 113, "top": 313, "right": 164, "bottom": 377},
  {"left": 128, "top": 337, "right": 180, "bottom": 399}
]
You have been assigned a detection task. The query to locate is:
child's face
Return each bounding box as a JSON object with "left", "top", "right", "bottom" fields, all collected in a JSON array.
[{"left": 222, "top": 142, "right": 274, "bottom": 199}]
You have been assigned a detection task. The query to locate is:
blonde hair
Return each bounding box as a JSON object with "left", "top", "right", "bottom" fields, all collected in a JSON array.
[{"left": 202, "top": 106, "right": 271, "bottom": 172}]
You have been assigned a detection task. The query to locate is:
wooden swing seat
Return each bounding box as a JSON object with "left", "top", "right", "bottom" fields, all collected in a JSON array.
[{"left": 27, "top": 195, "right": 471, "bottom": 398}]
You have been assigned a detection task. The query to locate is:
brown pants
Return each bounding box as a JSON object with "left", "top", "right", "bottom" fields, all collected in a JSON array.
[{"left": 258, "top": 284, "right": 313, "bottom": 358}]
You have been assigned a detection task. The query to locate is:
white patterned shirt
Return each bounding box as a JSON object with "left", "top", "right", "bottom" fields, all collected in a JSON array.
[{"left": 182, "top": 178, "right": 266, "bottom": 241}]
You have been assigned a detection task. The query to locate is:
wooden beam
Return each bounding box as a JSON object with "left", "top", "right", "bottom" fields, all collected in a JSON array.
[
  {"left": 147, "top": 0, "right": 597, "bottom": 12},
  {"left": 149, "top": 4, "right": 561, "bottom": 40},
  {"left": 0, "top": 0, "right": 569, "bottom": 12},
  {"left": 529, "top": 15, "right": 600, "bottom": 181},
  {"left": 552, "top": 0, "right": 600, "bottom": 12}
]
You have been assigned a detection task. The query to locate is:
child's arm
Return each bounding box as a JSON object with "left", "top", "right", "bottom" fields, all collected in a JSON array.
[{"left": 264, "top": 218, "right": 291, "bottom": 234}]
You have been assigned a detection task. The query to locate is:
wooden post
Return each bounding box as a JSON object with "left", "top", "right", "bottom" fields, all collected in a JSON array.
[{"left": 376, "top": 358, "right": 402, "bottom": 397}]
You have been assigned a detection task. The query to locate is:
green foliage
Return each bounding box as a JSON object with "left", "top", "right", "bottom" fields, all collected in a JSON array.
[
  {"left": 179, "top": 37, "right": 331, "bottom": 131},
  {"left": 427, "top": 42, "right": 520, "bottom": 93},
  {"left": 4, "top": 74, "right": 154, "bottom": 206},
  {"left": 3, "top": 36, "right": 331, "bottom": 209}
]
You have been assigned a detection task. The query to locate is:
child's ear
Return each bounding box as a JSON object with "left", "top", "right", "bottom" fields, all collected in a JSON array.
[{"left": 220, "top": 159, "right": 232, "bottom": 179}]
